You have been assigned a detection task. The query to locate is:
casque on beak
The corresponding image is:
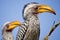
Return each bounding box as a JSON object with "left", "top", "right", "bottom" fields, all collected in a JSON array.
[
  {"left": 36, "top": 5, "right": 56, "bottom": 15},
  {"left": 7, "top": 21, "right": 21, "bottom": 30}
]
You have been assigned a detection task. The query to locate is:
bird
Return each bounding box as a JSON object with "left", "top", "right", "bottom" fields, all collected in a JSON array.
[
  {"left": 2, "top": 21, "right": 21, "bottom": 40},
  {"left": 43, "top": 21, "right": 60, "bottom": 40},
  {"left": 16, "top": 2, "right": 56, "bottom": 40}
]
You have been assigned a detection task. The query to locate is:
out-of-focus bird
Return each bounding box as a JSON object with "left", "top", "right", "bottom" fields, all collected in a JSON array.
[
  {"left": 43, "top": 21, "right": 60, "bottom": 40},
  {"left": 2, "top": 21, "right": 21, "bottom": 40},
  {"left": 16, "top": 2, "right": 56, "bottom": 40}
]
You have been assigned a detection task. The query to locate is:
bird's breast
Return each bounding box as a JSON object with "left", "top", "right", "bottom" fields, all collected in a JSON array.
[
  {"left": 23, "top": 18, "right": 40, "bottom": 40},
  {"left": 28, "top": 17, "right": 40, "bottom": 33}
]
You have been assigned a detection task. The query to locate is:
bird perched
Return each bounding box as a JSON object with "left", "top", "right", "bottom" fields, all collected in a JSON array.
[
  {"left": 43, "top": 21, "right": 60, "bottom": 40},
  {"left": 16, "top": 2, "right": 56, "bottom": 40},
  {"left": 2, "top": 21, "right": 21, "bottom": 40}
]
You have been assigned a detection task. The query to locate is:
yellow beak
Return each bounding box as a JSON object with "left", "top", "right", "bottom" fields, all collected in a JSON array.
[
  {"left": 7, "top": 21, "right": 21, "bottom": 30},
  {"left": 36, "top": 5, "right": 56, "bottom": 15}
]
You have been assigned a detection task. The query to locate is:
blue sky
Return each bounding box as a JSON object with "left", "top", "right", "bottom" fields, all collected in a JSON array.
[{"left": 0, "top": 0, "right": 60, "bottom": 40}]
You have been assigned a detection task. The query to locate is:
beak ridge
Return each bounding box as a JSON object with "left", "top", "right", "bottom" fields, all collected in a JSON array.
[
  {"left": 37, "top": 5, "right": 56, "bottom": 15},
  {"left": 7, "top": 21, "right": 21, "bottom": 30}
]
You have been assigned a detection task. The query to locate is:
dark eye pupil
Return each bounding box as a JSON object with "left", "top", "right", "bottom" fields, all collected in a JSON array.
[
  {"left": 6, "top": 24, "right": 9, "bottom": 28},
  {"left": 34, "top": 6, "right": 38, "bottom": 10}
]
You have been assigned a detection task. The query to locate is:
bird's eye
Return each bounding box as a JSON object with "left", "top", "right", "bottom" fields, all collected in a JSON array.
[
  {"left": 6, "top": 24, "right": 9, "bottom": 28},
  {"left": 34, "top": 6, "right": 38, "bottom": 10}
]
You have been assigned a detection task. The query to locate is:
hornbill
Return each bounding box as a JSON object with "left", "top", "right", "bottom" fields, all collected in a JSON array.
[
  {"left": 16, "top": 2, "right": 56, "bottom": 40},
  {"left": 2, "top": 21, "right": 21, "bottom": 40},
  {"left": 43, "top": 21, "right": 60, "bottom": 40}
]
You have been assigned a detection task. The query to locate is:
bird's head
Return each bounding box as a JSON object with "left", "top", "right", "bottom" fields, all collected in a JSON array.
[
  {"left": 22, "top": 2, "right": 56, "bottom": 20},
  {"left": 2, "top": 21, "right": 21, "bottom": 32}
]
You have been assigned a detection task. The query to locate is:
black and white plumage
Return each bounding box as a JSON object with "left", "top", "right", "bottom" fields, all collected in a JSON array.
[
  {"left": 16, "top": 20, "right": 29, "bottom": 40},
  {"left": 2, "top": 21, "right": 21, "bottom": 40},
  {"left": 16, "top": 2, "right": 56, "bottom": 40}
]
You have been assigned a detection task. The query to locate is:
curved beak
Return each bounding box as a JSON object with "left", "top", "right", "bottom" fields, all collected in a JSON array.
[
  {"left": 36, "top": 5, "right": 56, "bottom": 15},
  {"left": 7, "top": 21, "right": 21, "bottom": 30}
]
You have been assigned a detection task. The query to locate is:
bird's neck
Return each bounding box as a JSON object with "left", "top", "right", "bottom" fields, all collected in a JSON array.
[
  {"left": 2, "top": 32, "right": 14, "bottom": 40},
  {"left": 26, "top": 15, "right": 39, "bottom": 26},
  {"left": 26, "top": 14, "right": 38, "bottom": 21}
]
